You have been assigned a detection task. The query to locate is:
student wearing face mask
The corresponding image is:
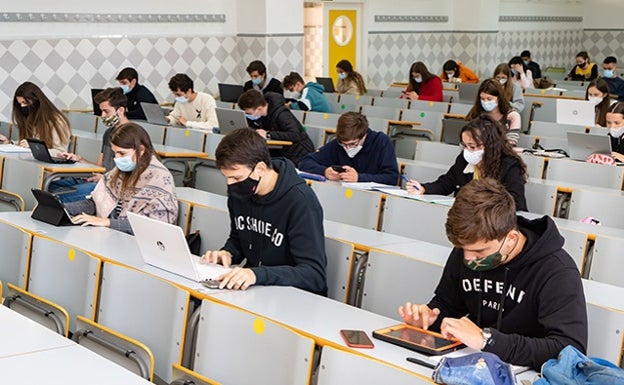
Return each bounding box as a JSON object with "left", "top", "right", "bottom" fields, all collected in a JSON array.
[
  {"left": 400, "top": 61, "right": 443, "bottom": 102},
  {"left": 565, "top": 51, "right": 598, "bottom": 81},
  {"left": 115, "top": 67, "right": 158, "bottom": 121},
  {"left": 508, "top": 56, "right": 534, "bottom": 90},
  {"left": 237, "top": 89, "right": 314, "bottom": 166},
  {"left": 65, "top": 123, "right": 178, "bottom": 234},
  {"left": 243, "top": 60, "right": 283, "bottom": 95},
  {"left": 601, "top": 56, "right": 624, "bottom": 102},
  {"left": 405, "top": 115, "right": 527, "bottom": 211},
  {"left": 282, "top": 72, "right": 331, "bottom": 113},
  {"left": 336, "top": 59, "right": 367, "bottom": 96},
  {"left": 166, "top": 73, "right": 218, "bottom": 130},
  {"left": 606, "top": 102, "right": 624, "bottom": 162},
  {"left": 298, "top": 112, "right": 399, "bottom": 185},
  {"left": 199, "top": 128, "right": 327, "bottom": 294},
  {"left": 492, "top": 63, "right": 525, "bottom": 112},
  {"left": 585, "top": 78, "right": 612, "bottom": 127},
  {"left": 440, "top": 60, "right": 479, "bottom": 84},
  {"left": 466, "top": 79, "right": 522, "bottom": 146},
  {"left": 398, "top": 177, "right": 587, "bottom": 371}
]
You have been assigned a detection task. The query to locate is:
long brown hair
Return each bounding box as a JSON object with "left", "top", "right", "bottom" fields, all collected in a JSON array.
[
  {"left": 466, "top": 79, "right": 514, "bottom": 123},
  {"left": 12, "top": 81, "right": 71, "bottom": 148},
  {"left": 109, "top": 123, "right": 156, "bottom": 196},
  {"left": 586, "top": 78, "right": 611, "bottom": 127},
  {"left": 493, "top": 63, "right": 514, "bottom": 102},
  {"left": 407, "top": 61, "right": 437, "bottom": 94},
  {"left": 336, "top": 60, "right": 367, "bottom": 94},
  {"left": 461, "top": 115, "right": 527, "bottom": 182}
]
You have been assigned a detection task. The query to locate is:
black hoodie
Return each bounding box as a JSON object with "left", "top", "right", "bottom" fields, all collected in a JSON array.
[
  {"left": 428, "top": 215, "right": 587, "bottom": 370},
  {"left": 247, "top": 92, "right": 314, "bottom": 166},
  {"left": 222, "top": 158, "right": 327, "bottom": 295}
]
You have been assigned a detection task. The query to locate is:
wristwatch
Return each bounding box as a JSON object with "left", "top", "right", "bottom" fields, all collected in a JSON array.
[
  {"left": 266, "top": 131, "right": 271, "bottom": 140},
  {"left": 481, "top": 327, "right": 493, "bottom": 350}
]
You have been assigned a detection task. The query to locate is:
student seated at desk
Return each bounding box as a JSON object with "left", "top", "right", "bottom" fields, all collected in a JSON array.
[
  {"left": 566, "top": 51, "right": 598, "bottom": 81},
  {"left": 0, "top": 82, "right": 72, "bottom": 154},
  {"left": 606, "top": 102, "right": 624, "bottom": 162},
  {"left": 405, "top": 115, "right": 527, "bottom": 211},
  {"left": 492, "top": 63, "right": 525, "bottom": 112},
  {"left": 586, "top": 78, "right": 612, "bottom": 127},
  {"left": 398, "top": 178, "right": 588, "bottom": 371},
  {"left": 282, "top": 71, "right": 331, "bottom": 113},
  {"left": 400, "top": 61, "right": 443, "bottom": 102},
  {"left": 243, "top": 60, "right": 283, "bottom": 95},
  {"left": 299, "top": 112, "right": 399, "bottom": 185},
  {"left": 116, "top": 67, "right": 158, "bottom": 121},
  {"left": 200, "top": 128, "right": 327, "bottom": 295},
  {"left": 336, "top": 59, "right": 367, "bottom": 96},
  {"left": 166, "top": 73, "right": 218, "bottom": 130},
  {"left": 66, "top": 123, "right": 178, "bottom": 234},
  {"left": 238, "top": 89, "right": 314, "bottom": 166},
  {"left": 440, "top": 60, "right": 479, "bottom": 84}
]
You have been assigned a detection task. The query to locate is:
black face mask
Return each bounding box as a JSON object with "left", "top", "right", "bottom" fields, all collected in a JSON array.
[
  {"left": 227, "top": 168, "right": 260, "bottom": 200},
  {"left": 20, "top": 105, "right": 32, "bottom": 116}
]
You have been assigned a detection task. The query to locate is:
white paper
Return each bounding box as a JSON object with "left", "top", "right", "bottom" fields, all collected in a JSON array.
[
  {"left": 0, "top": 144, "right": 31, "bottom": 153},
  {"left": 375, "top": 187, "right": 455, "bottom": 206},
  {"left": 340, "top": 182, "right": 401, "bottom": 191}
]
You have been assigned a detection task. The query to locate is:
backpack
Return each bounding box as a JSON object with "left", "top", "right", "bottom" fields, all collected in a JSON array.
[{"left": 533, "top": 345, "right": 624, "bottom": 385}]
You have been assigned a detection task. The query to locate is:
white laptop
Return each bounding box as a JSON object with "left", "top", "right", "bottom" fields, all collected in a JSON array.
[
  {"left": 215, "top": 107, "right": 249, "bottom": 135},
  {"left": 556, "top": 99, "right": 595, "bottom": 127},
  {"left": 566, "top": 132, "right": 612, "bottom": 161},
  {"left": 127, "top": 212, "right": 230, "bottom": 282}
]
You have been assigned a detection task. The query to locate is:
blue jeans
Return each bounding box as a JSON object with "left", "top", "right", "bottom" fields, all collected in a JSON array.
[
  {"left": 49, "top": 178, "right": 97, "bottom": 203},
  {"left": 432, "top": 352, "right": 516, "bottom": 385}
]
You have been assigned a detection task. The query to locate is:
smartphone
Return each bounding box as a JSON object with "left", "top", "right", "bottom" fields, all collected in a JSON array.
[
  {"left": 340, "top": 329, "right": 374, "bottom": 348},
  {"left": 332, "top": 165, "right": 346, "bottom": 173}
]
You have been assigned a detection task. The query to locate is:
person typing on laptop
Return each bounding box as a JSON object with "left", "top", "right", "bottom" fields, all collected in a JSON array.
[
  {"left": 398, "top": 178, "right": 587, "bottom": 371},
  {"left": 200, "top": 128, "right": 327, "bottom": 295},
  {"left": 65, "top": 123, "right": 177, "bottom": 234},
  {"left": 166, "top": 73, "right": 218, "bottom": 130}
]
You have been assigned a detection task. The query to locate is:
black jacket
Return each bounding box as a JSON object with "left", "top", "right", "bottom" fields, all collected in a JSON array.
[
  {"left": 125, "top": 84, "right": 158, "bottom": 120},
  {"left": 222, "top": 158, "right": 327, "bottom": 295},
  {"left": 421, "top": 153, "right": 527, "bottom": 211},
  {"left": 610, "top": 132, "right": 624, "bottom": 155},
  {"left": 428, "top": 215, "right": 587, "bottom": 370},
  {"left": 243, "top": 77, "right": 283, "bottom": 95},
  {"left": 248, "top": 92, "right": 314, "bottom": 166}
]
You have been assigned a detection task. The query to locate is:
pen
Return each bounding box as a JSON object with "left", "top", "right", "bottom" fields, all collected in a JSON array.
[
  {"left": 401, "top": 174, "right": 420, "bottom": 192},
  {"left": 406, "top": 356, "right": 436, "bottom": 369}
]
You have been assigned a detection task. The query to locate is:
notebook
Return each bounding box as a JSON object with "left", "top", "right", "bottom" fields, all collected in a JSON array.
[
  {"left": 31, "top": 188, "right": 78, "bottom": 226},
  {"left": 127, "top": 212, "right": 231, "bottom": 282},
  {"left": 218, "top": 83, "right": 244, "bottom": 103},
  {"left": 216, "top": 107, "right": 249, "bottom": 135},
  {"left": 140, "top": 102, "right": 170, "bottom": 126},
  {"left": 316, "top": 77, "right": 336, "bottom": 93},
  {"left": 567, "top": 132, "right": 612, "bottom": 161},
  {"left": 556, "top": 99, "right": 595, "bottom": 127},
  {"left": 27, "top": 139, "right": 76, "bottom": 164},
  {"left": 91, "top": 88, "right": 104, "bottom": 116}
]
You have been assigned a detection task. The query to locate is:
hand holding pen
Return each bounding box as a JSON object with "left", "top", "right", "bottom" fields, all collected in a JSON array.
[{"left": 401, "top": 174, "right": 424, "bottom": 196}]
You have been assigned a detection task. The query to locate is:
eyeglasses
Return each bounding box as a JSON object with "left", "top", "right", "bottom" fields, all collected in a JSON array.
[{"left": 339, "top": 137, "right": 364, "bottom": 149}]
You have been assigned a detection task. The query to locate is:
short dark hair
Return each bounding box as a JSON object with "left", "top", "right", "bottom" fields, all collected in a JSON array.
[
  {"left": 282, "top": 72, "right": 305, "bottom": 89},
  {"left": 94, "top": 87, "right": 128, "bottom": 110},
  {"left": 336, "top": 112, "right": 368, "bottom": 142},
  {"left": 246, "top": 60, "right": 267, "bottom": 75},
  {"left": 442, "top": 60, "right": 458, "bottom": 72},
  {"left": 116, "top": 67, "right": 138, "bottom": 82},
  {"left": 446, "top": 178, "right": 517, "bottom": 247},
  {"left": 237, "top": 89, "right": 267, "bottom": 110},
  {"left": 604, "top": 56, "right": 618, "bottom": 65},
  {"left": 168, "top": 73, "right": 193, "bottom": 92},
  {"left": 520, "top": 50, "right": 531, "bottom": 58},
  {"left": 215, "top": 128, "right": 272, "bottom": 170}
]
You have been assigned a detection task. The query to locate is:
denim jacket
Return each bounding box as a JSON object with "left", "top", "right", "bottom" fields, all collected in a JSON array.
[{"left": 432, "top": 352, "right": 517, "bottom": 385}]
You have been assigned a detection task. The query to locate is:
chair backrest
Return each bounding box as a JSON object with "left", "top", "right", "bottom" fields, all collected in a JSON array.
[
  {"left": 441, "top": 117, "right": 467, "bottom": 145},
  {"left": 381, "top": 88, "right": 403, "bottom": 98},
  {"left": 361, "top": 105, "right": 401, "bottom": 121},
  {"left": 401, "top": 110, "right": 445, "bottom": 141},
  {"left": 328, "top": 102, "right": 359, "bottom": 114},
  {"left": 164, "top": 127, "right": 207, "bottom": 152},
  {"left": 1, "top": 156, "right": 44, "bottom": 210},
  {"left": 290, "top": 109, "right": 305, "bottom": 123},
  {"left": 193, "top": 161, "right": 227, "bottom": 196},
  {"left": 588, "top": 236, "right": 624, "bottom": 288},
  {"left": 366, "top": 89, "right": 384, "bottom": 97},
  {"left": 373, "top": 96, "right": 409, "bottom": 109},
  {"left": 73, "top": 134, "right": 103, "bottom": 162},
  {"left": 402, "top": 161, "right": 448, "bottom": 185},
  {"left": 0, "top": 189, "right": 24, "bottom": 211},
  {"left": 3, "top": 282, "right": 70, "bottom": 336},
  {"left": 447, "top": 102, "right": 472, "bottom": 115},
  {"left": 413, "top": 140, "right": 460, "bottom": 165},
  {"left": 339, "top": 94, "right": 374, "bottom": 106},
  {"left": 524, "top": 180, "right": 557, "bottom": 216},
  {"left": 305, "top": 111, "right": 341, "bottom": 128},
  {"left": 0, "top": 221, "right": 30, "bottom": 295},
  {"left": 73, "top": 315, "right": 154, "bottom": 380},
  {"left": 324, "top": 237, "right": 355, "bottom": 303},
  {"left": 135, "top": 121, "right": 167, "bottom": 145},
  {"left": 381, "top": 196, "right": 451, "bottom": 246},
  {"left": 66, "top": 111, "right": 97, "bottom": 133},
  {"left": 188, "top": 205, "right": 230, "bottom": 255},
  {"left": 524, "top": 95, "right": 558, "bottom": 123},
  {"left": 317, "top": 346, "right": 425, "bottom": 384},
  {"left": 409, "top": 99, "right": 450, "bottom": 113},
  {"left": 0, "top": 121, "right": 12, "bottom": 140},
  {"left": 567, "top": 189, "right": 624, "bottom": 229},
  {"left": 193, "top": 299, "right": 315, "bottom": 385},
  {"left": 558, "top": 227, "right": 589, "bottom": 274},
  {"left": 545, "top": 158, "right": 624, "bottom": 190},
  {"left": 519, "top": 153, "right": 546, "bottom": 179},
  {"left": 366, "top": 116, "right": 390, "bottom": 134},
  {"left": 310, "top": 182, "right": 382, "bottom": 230},
  {"left": 215, "top": 100, "right": 234, "bottom": 109},
  {"left": 529, "top": 121, "right": 587, "bottom": 138},
  {"left": 303, "top": 124, "right": 328, "bottom": 149},
  {"left": 97, "top": 261, "right": 189, "bottom": 382},
  {"left": 204, "top": 133, "right": 224, "bottom": 159},
  {"left": 585, "top": 302, "right": 624, "bottom": 366}
]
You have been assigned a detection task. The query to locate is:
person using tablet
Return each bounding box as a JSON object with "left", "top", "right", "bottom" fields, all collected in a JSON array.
[
  {"left": 200, "top": 128, "right": 327, "bottom": 295},
  {"left": 65, "top": 123, "right": 178, "bottom": 234},
  {"left": 116, "top": 67, "right": 158, "bottom": 121},
  {"left": 405, "top": 115, "right": 527, "bottom": 211},
  {"left": 299, "top": 112, "right": 399, "bottom": 185},
  {"left": 398, "top": 178, "right": 587, "bottom": 371}
]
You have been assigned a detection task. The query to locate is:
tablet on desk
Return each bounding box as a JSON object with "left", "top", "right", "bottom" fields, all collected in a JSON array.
[{"left": 372, "top": 324, "right": 464, "bottom": 355}]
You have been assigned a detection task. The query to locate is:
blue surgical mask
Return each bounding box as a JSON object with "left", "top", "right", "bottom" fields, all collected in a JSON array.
[
  {"left": 245, "top": 113, "right": 262, "bottom": 121},
  {"left": 175, "top": 96, "right": 188, "bottom": 104},
  {"left": 338, "top": 72, "right": 347, "bottom": 80},
  {"left": 120, "top": 84, "right": 131, "bottom": 95},
  {"left": 481, "top": 100, "right": 498, "bottom": 112},
  {"left": 251, "top": 77, "right": 263, "bottom": 86},
  {"left": 523, "top": 60, "right": 529, "bottom": 66},
  {"left": 413, "top": 77, "right": 423, "bottom": 83},
  {"left": 603, "top": 69, "right": 614, "bottom": 78},
  {"left": 114, "top": 152, "right": 137, "bottom": 172}
]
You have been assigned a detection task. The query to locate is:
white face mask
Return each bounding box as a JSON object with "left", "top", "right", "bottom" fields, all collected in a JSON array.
[
  {"left": 498, "top": 78, "right": 507, "bottom": 85},
  {"left": 345, "top": 145, "right": 363, "bottom": 158},
  {"left": 588, "top": 96, "right": 603, "bottom": 106},
  {"left": 463, "top": 148, "right": 484, "bottom": 165},
  {"left": 610, "top": 125, "right": 624, "bottom": 138}
]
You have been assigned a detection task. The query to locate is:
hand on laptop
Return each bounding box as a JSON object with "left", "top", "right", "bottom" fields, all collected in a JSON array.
[
  {"left": 200, "top": 249, "right": 233, "bottom": 267},
  {"left": 72, "top": 213, "right": 110, "bottom": 228},
  {"left": 58, "top": 152, "right": 83, "bottom": 162}
]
